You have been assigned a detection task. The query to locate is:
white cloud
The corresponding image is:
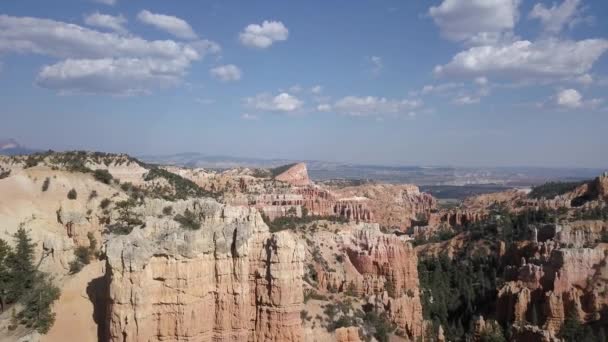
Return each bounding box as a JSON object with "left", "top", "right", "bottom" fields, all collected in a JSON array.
[
  {"left": 36, "top": 58, "right": 185, "bottom": 95},
  {"left": 333, "top": 96, "right": 422, "bottom": 117},
  {"left": 137, "top": 10, "right": 197, "bottom": 40},
  {"left": 311, "top": 85, "right": 323, "bottom": 94},
  {"left": 239, "top": 20, "right": 288, "bottom": 48},
  {"left": 370, "top": 56, "right": 383, "bottom": 75},
  {"left": 556, "top": 88, "right": 582, "bottom": 108},
  {"left": 241, "top": 113, "right": 259, "bottom": 120},
  {"left": 84, "top": 12, "right": 127, "bottom": 34},
  {"left": 429, "top": 0, "right": 521, "bottom": 45},
  {"left": 419, "top": 82, "right": 464, "bottom": 95},
  {"left": 435, "top": 39, "right": 608, "bottom": 80},
  {"left": 453, "top": 95, "right": 480, "bottom": 105},
  {"left": 529, "top": 0, "right": 588, "bottom": 34},
  {"left": 210, "top": 64, "right": 242, "bottom": 82},
  {"left": 554, "top": 88, "right": 602, "bottom": 109},
  {"left": 317, "top": 104, "right": 331, "bottom": 112},
  {"left": 92, "top": 0, "right": 116, "bottom": 5},
  {"left": 245, "top": 92, "right": 303, "bottom": 112},
  {"left": 0, "top": 15, "right": 204, "bottom": 60},
  {"left": 0, "top": 15, "right": 219, "bottom": 95}
]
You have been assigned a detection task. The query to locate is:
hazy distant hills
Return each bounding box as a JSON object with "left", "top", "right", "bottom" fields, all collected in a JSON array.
[
  {"left": 140, "top": 152, "right": 605, "bottom": 187},
  {"left": 0, "top": 138, "right": 39, "bottom": 156},
  {"left": 1, "top": 143, "right": 602, "bottom": 187}
]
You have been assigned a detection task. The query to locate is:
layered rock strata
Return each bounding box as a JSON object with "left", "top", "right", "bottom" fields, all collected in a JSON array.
[{"left": 105, "top": 199, "right": 305, "bottom": 342}]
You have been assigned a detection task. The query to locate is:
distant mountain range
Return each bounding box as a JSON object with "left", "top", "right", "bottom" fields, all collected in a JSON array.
[
  {"left": 2, "top": 141, "right": 604, "bottom": 186},
  {"left": 140, "top": 152, "right": 606, "bottom": 186},
  {"left": 0, "top": 138, "right": 39, "bottom": 156}
]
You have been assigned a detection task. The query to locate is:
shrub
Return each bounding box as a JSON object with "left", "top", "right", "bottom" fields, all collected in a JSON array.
[
  {"left": 144, "top": 168, "right": 216, "bottom": 200},
  {"left": 0, "top": 169, "right": 10, "bottom": 179},
  {"left": 89, "top": 190, "right": 98, "bottom": 200},
  {"left": 162, "top": 206, "right": 173, "bottom": 216},
  {"left": 67, "top": 188, "right": 77, "bottom": 200},
  {"left": 174, "top": 209, "right": 201, "bottom": 230},
  {"left": 99, "top": 198, "right": 111, "bottom": 209},
  {"left": 69, "top": 233, "right": 97, "bottom": 274},
  {"left": 93, "top": 169, "right": 113, "bottom": 184},
  {"left": 41, "top": 177, "right": 50, "bottom": 192}
]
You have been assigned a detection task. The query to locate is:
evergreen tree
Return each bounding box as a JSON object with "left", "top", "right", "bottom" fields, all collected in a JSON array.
[
  {"left": 16, "top": 274, "right": 60, "bottom": 333},
  {"left": 0, "top": 239, "right": 13, "bottom": 312},
  {"left": 530, "top": 303, "right": 539, "bottom": 326},
  {"left": 6, "top": 228, "right": 36, "bottom": 303}
]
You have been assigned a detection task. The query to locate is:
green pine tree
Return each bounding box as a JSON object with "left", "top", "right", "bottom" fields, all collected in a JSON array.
[
  {"left": 6, "top": 227, "right": 36, "bottom": 303},
  {"left": 0, "top": 239, "right": 13, "bottom": 312}
]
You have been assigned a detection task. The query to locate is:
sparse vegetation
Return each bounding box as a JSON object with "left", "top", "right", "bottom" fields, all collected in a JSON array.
[
  {"left": 41, "top": 177, "right": 50, "bottom": 192},
  {"left": 261, "top": 211, "right": 347, "bottom": 233},
  {"left": 144, "top": 167, "right": 216, "bottom": 200},
  {"left": 0, "top": 169, "right": 11, "bottom": 179},
  {"left": 528, "top": 181, "right": 586, "bottom": 200},
  {"left": 174, "top": 209, "right": 201, "bottom": 230},
  {"left": 69, "top": 233, "right": 97, "bottom": 274},
  {"left": 270, "top": 163, "right": 297, "bottom": 178},
  {"left": 99, "top": 198, "right": 111, "bottom": 209},
  {"left": 67, "top": 188, "right": 77, "bottom": 200},
  {"left": 93, "top": 169, "right": 113, "bottom": 184},
  {"left": 162, "top": 206, "right": 173, "bottom": 216}
]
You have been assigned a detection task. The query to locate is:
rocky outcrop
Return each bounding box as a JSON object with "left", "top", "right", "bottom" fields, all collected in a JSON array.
[
  {"left": 556, "top": 220, "right": 607, "bottom": 248},
  {"left": 335, "top": 327, "right": 361, "bottom": 342},
  {"left": 438, "top": 209, "right": 487, "bottom": 227},
  {"left": 105, "top": 199, "right": 305, "bottom": 342},
  {"left": 345, "top": 227, "right": 424, "bottom": 338},
  {"left": 274, "top": 163, "right": 311, "bottom": 186},
  {"left": 333, "top": 184, "right": 436, "bottom": 230},
  {"left": 497, "top": 243, "right": 608, "bottom": 337}
]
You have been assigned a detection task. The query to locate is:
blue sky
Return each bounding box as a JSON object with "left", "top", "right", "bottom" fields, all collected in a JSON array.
[{"left": 1, "top": 0, "right": 607, "bottom": 167}]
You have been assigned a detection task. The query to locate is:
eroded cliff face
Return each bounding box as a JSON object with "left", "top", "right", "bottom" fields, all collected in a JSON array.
[
  {"left": 105, "top": 199, "right": 305, "bottom": 342},
  {"left": 332, "top": 184, "right": 436, "bottom": 230},
  {"left": 496, "top": 243, "right": 608, "bottom": 336},
  {"left": 307, "top": 224, "right": 424, "bottom": 339}
]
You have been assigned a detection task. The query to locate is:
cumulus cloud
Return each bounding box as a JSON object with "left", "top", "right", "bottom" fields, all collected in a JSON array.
[
  {"left": 36, "top": 58, "right": 186, "bottom": 95},
  {"left": 245, "top": 92, "right": 303, "bottom": 112},
  {"left": 0, "top": 15, "right": 219, "bottom": 95},
  {"left": 553, "top": 88, "right": 602, "bottom": 110},
  {"left": 239, "top": 20, "right": 288, "bottom": 48},
  {"left": 556, "top": 88, "right": 582, "bottom": 108},
  {"left": 84, "top": 12, "right": 127, "bottom": 34},
  {"left": 333, "top": 96, "right": 422, "bottom": 117},
  {"left": 435, "top": 39, "right": 608, "bottom": 81},
  {"left": 429, "top": 0, "right": 521, "bottom": 45},
  {"left": 311, "top": 85, "right": 323, "bottom": 94},
  {"left": 210, "top": 64, "right": 242, "bottom": 82},
  {"left": 529, "top": 0, "right": 589, "bottom": 34},
  {"left": 137, "top": 10, "right": 197, "bottom": 40}
]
